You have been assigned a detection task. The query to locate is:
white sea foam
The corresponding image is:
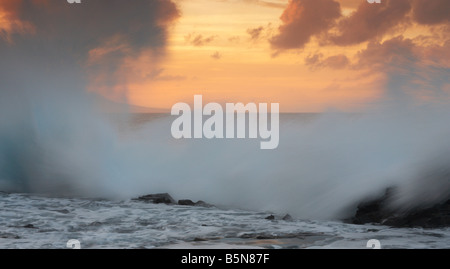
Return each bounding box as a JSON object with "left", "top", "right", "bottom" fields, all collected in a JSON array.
[{"left": 0, "top": 192, "right": 449, "bottom": 249}]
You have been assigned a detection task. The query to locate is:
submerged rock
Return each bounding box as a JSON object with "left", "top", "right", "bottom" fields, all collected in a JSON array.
[
  {"left": 351, "top": 187, "right": 450, "bottom": 228},
  {"left": 282, "top": 214, "right": 293, "bottom": 221},
  {"left": 265, "top": 215, "right": 275, "bottom": 220},
  {"left": 135, "top": 193, "right": 176, "bottom": 204}
]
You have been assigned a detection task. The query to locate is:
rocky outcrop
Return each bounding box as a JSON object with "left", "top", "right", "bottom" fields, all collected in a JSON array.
[
  {"left": 134, "top": 193, "right": 176, "bottom": 204},
  {"left": 178, "top": 199, "right": 213, "bottom": 207},
  {"left": 134, "top": 193, "right": 214, "bottom": 207},
  {"left": 192, "top": 200, "right": 213, "bottom": 207},
  {"left": 351, "top": 188, "right": 450, "bottom": 228},
  {"left": 178, "top": 199, "right": 196, "bottom": 206}
]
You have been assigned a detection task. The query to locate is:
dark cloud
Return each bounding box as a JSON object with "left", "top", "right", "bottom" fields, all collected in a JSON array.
[
  {"left": 1, "top": 0, "right": 179, "bottom": 57},
  {"left": 331, "top": 0, "right": 411, "bottom": 46},
  {"left": 305, "top": 53, "right": 349, "bottom": 70},
  {"left": 412, "top": 0, "right": 450, "bottom": 25},
  {"left": 270, "top": 0, "right": 341, "bottom": 50},
  {"left": 185, "top": 33, "right": 217, "bottom": 47},
  {"left": 0, "top": 0, "right": 180, "bottom": 97}
]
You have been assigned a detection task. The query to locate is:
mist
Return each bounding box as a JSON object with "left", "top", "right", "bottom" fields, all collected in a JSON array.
[{"left": 1, "top": 0, "right": 450, "bottom": 220}]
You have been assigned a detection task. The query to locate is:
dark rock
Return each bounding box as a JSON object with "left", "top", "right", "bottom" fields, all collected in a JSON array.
[
  {"left": 352, "top": 187, "right": 395, "bottom": 225},
  {"left": 135, "top": 193, "right": 176, "bottom": 204},
  {"left": 351, "top": 187, "right": 450, "bottom": 228},
  {"left": 194, "top": 237, "right": 207, "bottom": 242},
  {"left": 265, "top": 215, "right": 275, "bottom": 220},
  {"left": 23, "top": 224, "right": 37, "bottom": 229},
  {"left": 256, "top": 234, "right": 276, "bottom": 240},
  {"left": 178, "top": 199, "right": 213, "bottom": 207},
  {"left": 383, "top": 200, "right": 450, "bottom": 228},
  {"left": 282, "top": 214, "right": 293, "bottom": 221},
  {"left": 194, "top": 200, "right": 213, "bottom": 207},
  {"left": 178, "top": 199, "right": 196, "bottom": 206}
]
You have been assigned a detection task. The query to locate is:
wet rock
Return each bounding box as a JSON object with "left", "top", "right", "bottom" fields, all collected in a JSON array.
[
  {"left": 135, "top": 193, "right": 176, "bottom": 204},
  {"left": 178, "top": 199, "right": 195, "bottom": 206},
  {"left": 194, "top": 200, "right": 213, "bottom": 207},
  {"left": 383, "top": 200, "right": 450, "bottom": 228},
  {"left": 265, "top": 215, "right": 275, "bottom": 220},
  {"left": 352, "top": 187, "right": 395, "bottom": 225},
  {"left": 351, "top": 187, "right": 450, "bottom": 228},
  {"left": 178, "top": 199, "right": 213, "bottom": 207},
  {"left": 282, "top": 214, "right": 293, "bottom": 221}
]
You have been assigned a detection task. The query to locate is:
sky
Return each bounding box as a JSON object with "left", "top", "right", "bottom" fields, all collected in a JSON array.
[{"left": 1, "top": 0, "right": 449, "bottom": 112}]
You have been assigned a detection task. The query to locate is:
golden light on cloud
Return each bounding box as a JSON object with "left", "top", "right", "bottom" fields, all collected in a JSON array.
[
  {"left": 76, "top": 0, "right": 448, "bottom": 113},
  {"left": 122, "top": 0, "right": 374, "bottom": 112},
  {"left": 0, "top": 5, "right": 35, "bottom": 43}
]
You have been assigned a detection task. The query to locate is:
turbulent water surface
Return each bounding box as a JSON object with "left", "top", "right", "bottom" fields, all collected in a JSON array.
[{"left": 1, "top": 192, "right": 449, "bottom": 249}]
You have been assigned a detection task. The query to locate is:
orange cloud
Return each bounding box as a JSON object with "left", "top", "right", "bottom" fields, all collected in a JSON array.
[
  {"left": 332, "top": 0, "right": 411, "bottom": 46},
  {"left": 412, "top": 0, "right": 450, "bottom": 25},
  {"left": 305, "top": 53, "right": 350, "bottom": 70},
  {"left": 270, "top": 0, "right": 341, "bottom": 50},
  {"left": 0, "top": 1, "right": 35, "bottom": 42}
]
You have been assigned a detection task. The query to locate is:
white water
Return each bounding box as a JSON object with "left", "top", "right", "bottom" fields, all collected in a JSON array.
[{"left": 1, "top": 192, "right": 449, "bottom": 249}]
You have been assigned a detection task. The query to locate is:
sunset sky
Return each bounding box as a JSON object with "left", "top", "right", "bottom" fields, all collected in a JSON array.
[{"left": 1, "top": 0, "right": 449, "bottom": 112}]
